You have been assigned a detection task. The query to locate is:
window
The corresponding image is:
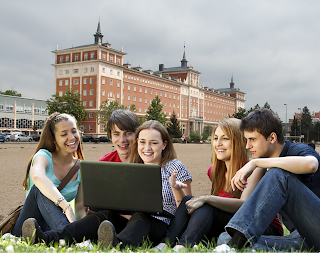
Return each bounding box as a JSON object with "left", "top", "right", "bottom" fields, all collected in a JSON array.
[
  {"left": 160, "top": 92, "right": 162, "bottom": 97},
  {"left": 139, "top": 97, "right": 142, "bottom": 102},
  {"left": 74, "top": 79, "right": 79, "bottom": 85},
  {"left": 128, "top": 95, "right": 130, "bottom": 101},
  {"left": 169, "top": 94, "right": 171, "bottom": 98},
  {"left": 145, "top": 108, "right": 147, "bottom": 113},
  {"left": 155, "top": 91, "right": 158, "bottom": 95},
  {"left": 145, "top": 88, "right": 147, "bottom": 93},
  {"left": 84, "top": 53, "right": 88, "bottom": 60},
  {"left": 165, "top": 93, "right": 167, "bottom": 97},
  {"left": 117, "top": 71, "right": 120, "bottom": 76},
  {"left": 134, "top": 96, "right": 136, "bottom": 101},
  {"left": 110, "top": 55, "right": 113, "bottom": 62},
  {"left": 102, "top": 90, "right": 105, "bottom": 96},
  {"left": 145, "top": 98, "right": 147, "bottom": 103},
  {"left": 139, "top": 87, "right": 142, "bottom": 92},
  {"left": 59, "top": 70, "right": 63, "bottom": 75},
  {"left": 109, "top": 91, "right": 113, "bottom": 97},
  {"left": 150, "top": 89, "right": 153, "bottom": 95},
  {"left": 83, "top": 124, "right": 87, "bottom": 131},
  {"left": 74, "top": 69, "right": 79, "bottom": 73},
  {"left": 59, "top": 91, "right": 63, "bottom": 96},
  {"left": 150, "top": 99, "right": 152, "bottom": 104},
  {"left": 65, "top": 80, "right": 69, "bottom": 86},
  {"left": 139, "top": 107, "right": 141, "bottom": 112},
  {"left": 89, "top": 101, "right": 93, "bottom": 107},
  {"left": 90, "top": 78, "right": 93, "bottom": 84},
  {"left": 102, "top": 78, "right": 105, "bottom": 85},
  {"left": 84, "top": 78, "right": 87, "bottom": 84},
  {"left": 110, "top": 69, "right": 113, "bottom": 75},
  {"left": 117, "top": 92, "right": 120, "bottom": 98},
  {"left": 128, "top": 84, "right": 130, "bottom": 90},
  {"left": 75, "top": 55, "right": 79, "bottom": 62},
  {"left": 165, "top": 102, "right": 167, "bottom": 106},
  {"left": 66, "top": 56, "right": 69, "bottom": 62},
  {"left": 90, "top": 67, "right": 94, "bottom": 72},
  {"left": 83, "top": 101, "right": 87, "bottom": 106},
  {"left": 102, "top": 67, "right": 105, "bottom": 73},
  {"left": 89, "top": 113, "right": 93, "bottom": 118},
  {"left": 90, "top": 53, "right": 94, "bottom": 60},
  {"left": 134, "top": 86, "right": 136, "bottom": 91},
  {"left": 89, "top": 124, "right": 93, "bottom": 131},
  {"left": 102, "top": 53, "right": 106, "bottom": 60},
  {"left": 65, "top": 69, "right": 69, "bottom": 74},
  {"left": 117, "top": 81, "right": 120, "bottom": 87},
  {"left": 90, "top": 89, "right": 93, "bottom": 95},
  {"left": 117, "top": 58, "right": 120, "bottom": 64},
  {"left": 110, "top": 80, "right": 113, "bottom": 86},
  {"left": 84, "top": 68, "right": 88, "bottom": 73},
  {"left": 60, "top": 56, "right": 63, "bottom": 63},
  {"left": 169, "top": 103, "right": 171, "bottom": 107},
  {"left": 59, "top": 80, "right": 63, "bottom": 86},
  {"left": 83, "top": 90, "right": 87, "bottom": 96}
]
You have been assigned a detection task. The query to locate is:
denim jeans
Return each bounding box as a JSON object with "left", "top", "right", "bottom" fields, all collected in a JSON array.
[
  {"left": 11, "top": 185, "right": 69, "bottom": 236},
  {"left": 226, "top": 168, "right": 320, "bottom": 251}
]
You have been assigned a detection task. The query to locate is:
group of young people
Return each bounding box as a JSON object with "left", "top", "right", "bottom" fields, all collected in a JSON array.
[{"left": 7, "top": 108, "right": 320, "bottom": 251}]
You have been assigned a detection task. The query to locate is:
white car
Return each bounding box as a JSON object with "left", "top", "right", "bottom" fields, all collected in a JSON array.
[{"left": 10, "top": 134, "right": 33, "bottom": 142}]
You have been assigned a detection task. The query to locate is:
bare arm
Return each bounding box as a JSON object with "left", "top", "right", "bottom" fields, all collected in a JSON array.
[
  {"left": 30, "top": 156, "right": 76, "bottom": 222},
  {"left": 186, "top": 167, "right": 266, "bottom": 214},
  {"left": 169, "top": 171, "right": 192, "bottom": 207},
  {"left": 75, "top": 185, "right": 86, "bottom": 219},
  {"left": 231, "top": 156, "right": 318, "bottom": 191}
]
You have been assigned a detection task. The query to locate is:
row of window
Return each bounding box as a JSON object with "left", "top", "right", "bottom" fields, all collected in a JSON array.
[
  {"left": 0, "top": 118, "right": 44, "bottom": 129},
  {"left": 0, "top": 104, "right": 47, "bottom": 115},
  {"left": 125, "top": 75, "right": 180, "bottom": 91},
  {"left": 59, "top": 52, "right": 121, "bottom": 65}
]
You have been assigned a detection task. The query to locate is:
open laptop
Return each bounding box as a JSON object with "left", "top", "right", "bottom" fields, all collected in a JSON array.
[{"left": 80, "top": 160, "right": 174, "bottom": 217}]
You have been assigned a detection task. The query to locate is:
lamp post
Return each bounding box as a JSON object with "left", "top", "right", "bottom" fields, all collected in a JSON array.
[
  {"left": 284, "top": 104, "right": 287, "bottom": 141},
  {"left": 298, "top": 107, "right": 302, "bottom": 143}
]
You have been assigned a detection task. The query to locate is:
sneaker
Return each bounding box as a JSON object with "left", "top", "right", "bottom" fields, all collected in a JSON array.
[
  {"left": 152, "top": 242, "right": 168, "bottom": 251},
  {"left": 22, "top": 218, "right": 46, "bottom": 244},
  {"left": 97, "top": 220, "right": 119, "bottom": 248},
  {"left": 173, "top": 244, "right": 186, "bottom": 251},
  {"left": 214, "top": 244, "right": 236, "bottom": 252}
]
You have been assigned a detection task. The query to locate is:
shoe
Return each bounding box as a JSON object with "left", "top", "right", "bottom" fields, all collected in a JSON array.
[
  {"left": 98, "top": 220, "right": 119, "bottom": 248},
  {"left": 152, "top": 242, "right": 168, "bottom": 251},
  {"left": 173, "top": 244, "right": 186, "bottom": 251},
  {"left": 22, "top": 218, "right": 46, "bottom": 244},
  {"left": 214, "top": 244, "right": 236, "bottom": 252}
]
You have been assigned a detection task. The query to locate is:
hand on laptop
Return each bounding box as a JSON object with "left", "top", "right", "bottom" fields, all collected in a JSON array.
[{"left": 169, "top": 170, "right": 187, "bottom": 190}]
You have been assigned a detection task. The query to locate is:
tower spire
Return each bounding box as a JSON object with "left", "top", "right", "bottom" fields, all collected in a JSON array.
[
  {"left": 181, "top": 42, "right": 188, "bottom": 68},
  {"left": 94, "top": 18, "right": 104, "bottom": 45},
  {"left": 230, "top": 74, "right": 235, "bottom": 89}
]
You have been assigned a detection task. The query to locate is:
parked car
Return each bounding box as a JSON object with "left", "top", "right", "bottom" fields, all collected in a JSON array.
[
  {"left": 98, "top": 136, "right": 110, "bottom": 143},
  {"left": 0, "top": 133, "right": 5, "bottom": 142},
  {"left": 29, "top": 134, "right": 41, "bottom": 141},
  {"left": 10, "top": 134, "right": 33, "bottom": 142},
  {"left": 81, "top": 135, "right": 100, "bottom": 143},
  {"left": 5, "top": 133, "right": 12, "bottom": 142}
]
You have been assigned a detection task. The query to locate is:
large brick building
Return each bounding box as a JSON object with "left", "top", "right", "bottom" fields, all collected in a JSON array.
[{"left": 52, "top": 21, "right": 245, "bottom": 137}]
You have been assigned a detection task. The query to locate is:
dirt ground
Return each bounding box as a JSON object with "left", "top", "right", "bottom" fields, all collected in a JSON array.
[{"left": 0, "top": 142, "right": 213, "bottom": 221}]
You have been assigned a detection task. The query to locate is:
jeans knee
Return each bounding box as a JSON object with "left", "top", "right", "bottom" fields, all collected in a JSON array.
[{"left": 182, "top": 195, "right": 193, "bottom": 204}]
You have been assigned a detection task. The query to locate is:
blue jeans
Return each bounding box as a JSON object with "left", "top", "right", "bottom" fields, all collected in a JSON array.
[
  {"left": 226, "top": 168, "right": 320, "bottom": 251},
  {"left": 11, "top": 185, "right": 69, "bottom": 236}
]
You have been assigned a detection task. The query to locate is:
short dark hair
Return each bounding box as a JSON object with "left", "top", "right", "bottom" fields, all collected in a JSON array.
[
  {"left": 240, "top": 108, "right": 285, "bottom": 144},
  {"left": 106, "top": 109, "right": 140, "bottom": 139}
]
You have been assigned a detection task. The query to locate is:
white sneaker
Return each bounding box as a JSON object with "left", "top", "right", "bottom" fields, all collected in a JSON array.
[
  {"left": 214, "top": 244, "right": 236, "bottom": 253},
  {"left": 75, "top": 239, "right": 94, "bottom": 250},
  {"left": 152, "top": 242, "right": 168, "bottom": 251},
  {"left": 173, "top": 244, "right": 186, "bottom": 251}
]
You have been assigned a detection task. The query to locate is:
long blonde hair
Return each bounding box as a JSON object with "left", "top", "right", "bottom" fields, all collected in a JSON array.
[
  {"left": 130, "top": 120, "right": 177, "bottom": 167},
  {"left": 23, "top": 112, "right": 84, "bottom": 190},
  {"left": 210, "top": 118, "right": 249, "bottom": 198}
]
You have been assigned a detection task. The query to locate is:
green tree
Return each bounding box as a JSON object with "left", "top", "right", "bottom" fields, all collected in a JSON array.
[
  {"left": 190, "top": 131, "right": 201, "bottom": 143},
  {"left": 313, "top": 121, "right": 320, "bottom": 142},
  {"left": 166, "top": 111, "right": 182, "bottom": 138},
  {"left": 232, "top": 108, "right": 247, "bottom": 119},
  {"left": 203, "top": 125, "right": 213, "bottom": 137},
  {"left": 290, "top": 116, "right": 300, "bottom": 138},
  {"left": 301, "top": 106, "right": 313, "bottom": 142},
  {"left": 146, "top": 96, "right": 167, "bottom": 125},
  {"left": 96, "top": 99, "right": 136, "bottom": 130},
  {"left": 202, "top": 131, "right": 209, "bottom": 141},
  {"left": 0, "top": 89, "right": 21, "bottom": 97},
  {"left": 32, "top": 125, "right": 38, "bottom": 131},
  {"left": 46, "top": 89, "right": 87, "bottom": 126},
  {"left": 263, "top": 102, "right": 271, "bottom": 109}
]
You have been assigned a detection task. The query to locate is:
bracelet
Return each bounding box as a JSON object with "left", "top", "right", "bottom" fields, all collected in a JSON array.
[
  {"left": 55, "top": 196, "right": 65, "bottom": 206},
  {"left": 63, "top": 203, "right": 71, "bottom": 214},
  {"left": 175, "top": 199, "right": 182, "bottom": 203}
]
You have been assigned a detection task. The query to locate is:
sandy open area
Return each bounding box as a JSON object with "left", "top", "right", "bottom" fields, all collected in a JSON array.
[{"left": 0, "top": 142, "right": 213, "bottom": 220}]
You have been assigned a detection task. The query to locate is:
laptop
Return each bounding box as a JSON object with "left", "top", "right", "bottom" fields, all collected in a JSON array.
[{"left": 80, "top": 160, "right": 174, "bottom": 217}]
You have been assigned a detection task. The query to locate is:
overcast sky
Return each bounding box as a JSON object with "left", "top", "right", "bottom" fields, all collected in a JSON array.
[{"left": 1, "top": 0, "right": 319, "bottom": 122}]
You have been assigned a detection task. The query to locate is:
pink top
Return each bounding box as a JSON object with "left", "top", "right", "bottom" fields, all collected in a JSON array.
[{"left": 99, "top": 150, "right": 122, "bottom": 162}]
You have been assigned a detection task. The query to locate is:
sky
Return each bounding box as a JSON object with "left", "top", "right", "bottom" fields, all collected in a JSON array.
[{"left": 1, "top": 0, "right": 320, "bottom": 122}]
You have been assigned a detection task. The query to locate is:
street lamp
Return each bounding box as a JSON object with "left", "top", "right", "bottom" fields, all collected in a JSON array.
[
  {"left": 298, "top": 108, "right": 302, "bottom": 143},
  {"left": 284, "top": 104, "right": 287, "bottom": 141}
]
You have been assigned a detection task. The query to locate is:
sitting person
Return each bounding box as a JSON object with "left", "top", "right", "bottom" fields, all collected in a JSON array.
[
  {"left": 21, "top": 120, "right": 192, "bottom": 249},
  {"left": 153, "top": 118, "right": 283, "bottom": 251},
  {"left": 225, "top": 109, "right": 320, "bottom": 251},
  {"left": 12, "top": 113, "right": 85, "bottom": 236}
]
